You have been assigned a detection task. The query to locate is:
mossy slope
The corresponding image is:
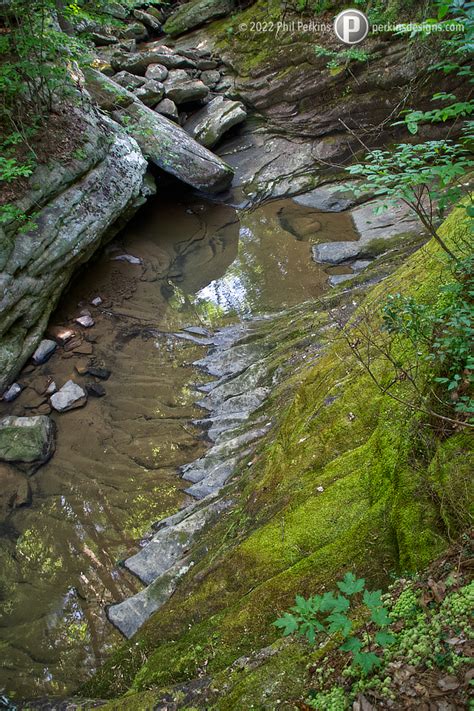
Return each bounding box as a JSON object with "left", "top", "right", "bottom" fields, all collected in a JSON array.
[{"left": 85, "top": 208, "right": 473, "bottom": 709}]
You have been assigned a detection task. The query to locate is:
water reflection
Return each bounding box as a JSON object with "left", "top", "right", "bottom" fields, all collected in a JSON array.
[{"left": 0, "top": 191, "right": 358, "bottom": 698}]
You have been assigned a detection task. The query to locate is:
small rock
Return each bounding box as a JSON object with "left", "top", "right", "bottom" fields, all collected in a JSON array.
[
  {"left": 153, "top": 97, "right": 179, "bottom": 121},
  {"left": 75, "top": 314, "right": 95, "bottom": 328},
  {"left": 50, "top": 381, "right": 87, "bottom": 412},
  {"left": 113, "top": 70, "right": 146, "bottom": 90},
  {"left": 145, "top": 64, "right": 168, "bottom": 82},
  {"left": 10, "top": 477, "right": 32, "bottom": 508},
  {"left": 133, "top": 8, "right": 161, "bottom": 31},
  {"left": 23, "top": 393, "right": 47, "bottom": 410},
  {"left": 164, "top": 69, "right": 209, "bottom": 105},
  {"left": 196, "top": 58, "right": 218, "bottom": 70},
  {"left": 64, "top": 336, "right": 83, "bottom": 352},
  {"left": 316, "top": 486, "right": 324, "bottom": 492},
  {"left": 46, "top": 381, "right": 57, "bottom": 395},
  {"left": 91, "top": 296, "right": 103, "bottom": 307},
  {"left": 102, "top": 1, "right": 128, "bottom": 19},
  {"left": 200, "top": 69, "right": 220, "bottom": 88},
  {"left": 121, "top": 21, "right": 148, "bottom": 41},
  {"left": 75, "top": 360, "right": 91, "bottom": 375},
  {"left": 32, "top": 339, "right": 57, "bottom": 365},
  {"left": 47, "top": 326, "right": 76, "bottom": 345},
  {"left": 86, "top": 382, "right": 106, "bottom": 398},
  {"left": 33, "top": 403, "right": 52, "bottom": 416},
  {"left": 2, "top": 383, "right": 22, "bottom": 402},
  {"left": 134, "top": 79, "right": 165, "bottom": 107},
  {"left": 86, "top": 366, "right": 111, "bottom": 381},
  {"left": 90, "top": 32, "right": 118, "bottom": 46},
  {"left": 73, "top": 342, "right": 94, "bottom": 356},
  {"left": 112, "top": 254, "right": 142, "bottom": 265}
]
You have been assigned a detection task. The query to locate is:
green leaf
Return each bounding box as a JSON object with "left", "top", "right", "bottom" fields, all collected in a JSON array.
[
  {"left": 340, "top": 636, "right": 363, "bottom": 653},
  {"left": 371, "top": 607, "right": 392, "bottom": 627},
  {"left": 273, "top": 613, "right": 298, "bottom": 636},
  {"left": 353, "top": 651, "right": 382, "bottom": 675},
  {"left": 327, "top": 612, "right": 352, "bottom": 637},
  {"left": 337, "top": 572, "right": 365, "bottom": 596},
  {"left": 375, "top": 631, "right": 396, "bottom": 647},
  {"left": 362, "top": 589, "right": 383, "bottom": 610},
  {"left": 319, "top": 591, "right": 338, "bottom": 612}
]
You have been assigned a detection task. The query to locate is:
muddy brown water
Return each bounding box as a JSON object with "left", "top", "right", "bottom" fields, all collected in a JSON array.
[{"left": 0, "top": 191, "right": 357, "bottom": 699}]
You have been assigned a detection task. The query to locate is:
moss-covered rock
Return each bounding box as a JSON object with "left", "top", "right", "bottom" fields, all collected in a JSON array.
[{"left": 163, "top": 0, "right": 234, "bottom": 38}]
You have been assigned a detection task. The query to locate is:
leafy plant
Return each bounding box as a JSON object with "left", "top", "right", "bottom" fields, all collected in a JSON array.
[
  {"left": 274, "top": 573, "right": 395, "bottom": 675},
  {"left": 0, "top": 157, "right": 34, "bottom": 183},
  {"left": 314, "top": 44, "right": 371, "bottom": 71},
  {"left": 382, "top": 255, "right": 474, "bottom": 418},
  {"left": 346, "top": 141, "right": 474, "bottom": 261},
  {"left": 0, "top": 203, "right": 37, "bottom": 231}
]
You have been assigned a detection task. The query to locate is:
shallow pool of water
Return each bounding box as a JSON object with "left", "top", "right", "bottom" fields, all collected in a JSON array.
[{"left": 0, "top": 191, "right": 357, "bottom": 699}]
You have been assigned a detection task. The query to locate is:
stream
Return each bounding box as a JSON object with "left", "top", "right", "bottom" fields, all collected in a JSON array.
[{"left": 0, "top": 187, "right": 358, "bottom": 699}]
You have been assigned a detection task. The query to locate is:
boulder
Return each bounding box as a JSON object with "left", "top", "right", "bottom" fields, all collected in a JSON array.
[
  {"left": 164, "top": 0, "right": 234, "bottom": 37},
  {"left": 200, "top": 69, "right": 220, "bottom": 88},
  {"left": 114, "top": 102, "right": 233, "bottom": 194},
  {"left": 90, "top": 32, "right": 118, "bottom": 47},
  {"left": 120, "top": 21, "right": 148, "bottom": 41},
  {"left": 111, "top": 49, "right": 193, "bottom": 75},
  {"left": 134, "top": 79, "right": 165, "bottom": 106},
  {"left": 50, "top": 380, "right": 87, "bottom": 412},
  {"left": 84, "top": 67, "right": 136, "bottom": 110},
  {"left": 164, "top": 69, "right": 209, "bottom": 104},
  {"left": 101, "top": 1, "right": 128, "bottom": 19},
  {"left": 0, "top": 415, "right": 56, "bottom": 474},
  {"left": 154, "top": 98, "right": 179, "bottom": 121},
  {"left": 184, "top": 96, "right": 247, "bottom": 148},
  {"left": 145, "top": 63, "right": 168, "bottom": 82},
  {"left": 133, "top": 9, "right": 161, "bottom": 31},
  {"left": 0, "top": 107, "right": 148, "bottom": 391},
  {"left": 113, "top": 71, "right": 146, "bottom": 90},
  {"left": 32, "top": 339, "right": 57, "bottom": 365}
]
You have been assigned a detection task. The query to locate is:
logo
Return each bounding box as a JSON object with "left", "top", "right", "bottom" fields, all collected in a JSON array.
[{"left": 334, "top": 9, "right": 369, "bottom": 45}]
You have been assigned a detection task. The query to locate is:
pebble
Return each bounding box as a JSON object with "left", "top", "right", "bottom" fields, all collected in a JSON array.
[
  {"left": 75, "top": 314, "right": 95, "bottom": 328},
  {"left": 2, "top": 383, "right": 22, "bottom": 402},
  {"left": 64, "top": 337, "right": 83, "bottom": 352},
  {"left": 73, "top": 343, "right": 94, "bottom": 356},
  {"left": 75, "top": 360, "right": 91, "bottom": 375},
  {"left": 91, "top": 296, "right": 103, "bottom": 307},
  {"left": 32, "top": 339, "right": 57, "bottom": 365},
  {"left": 86, "top": 366, "right": 111, "bottom": 380},
  {"left": 86, "top": 383, "right": 106, "bottom": 398},
  {"left": 112, "top": 254, "right": 142, "bottom": 265},
  {"left": 47, "top": 326, "right": 75, "bottom": 345},
  {"left": 46, "top": 381, "right": 57, "bottom": 395}
]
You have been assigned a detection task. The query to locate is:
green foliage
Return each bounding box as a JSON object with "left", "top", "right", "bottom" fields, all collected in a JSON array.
[
  {"left": 0, "top": 203, "right": 37, "bottom": 231},
  {"left": 314, "top": 44, "right": 371, "bottom": 71},
  {"left": 0, "top": 0, "right": 89, "bottom": 131},
  {"left": 382, "top": 255, "right": 474, "bottom": 418},
  {"left": 274, "top": 573, "right": 395, "bottom": 675},
  {"left": 395, "top": 1, "right": 474, "bottom": 134},
  {"left": 346, "top": 141, "right": 473, "bottom": 260},
  {"left": 0, "top": 157, "right": 34, "bottom": 183}
]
